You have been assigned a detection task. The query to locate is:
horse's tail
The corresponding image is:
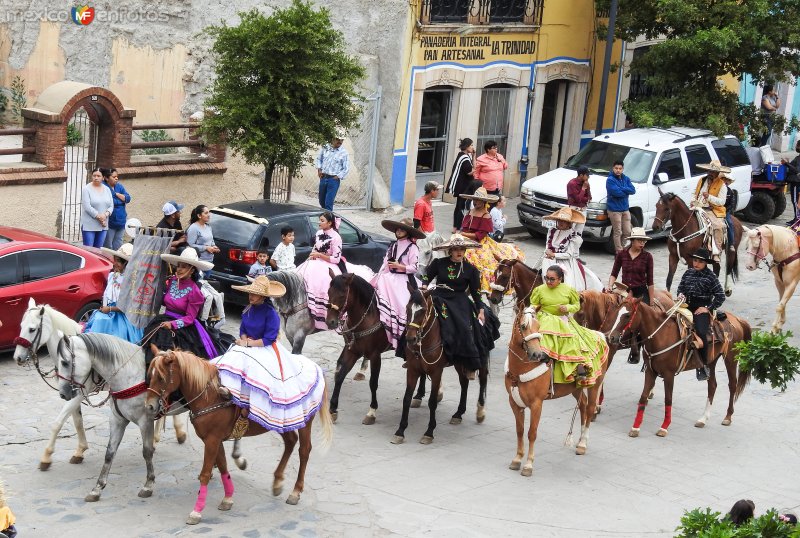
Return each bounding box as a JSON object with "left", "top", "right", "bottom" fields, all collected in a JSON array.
[
  {"left": 727, "top": 244, "right": 739, "bottom": 283},
  {"left": 316, "top": 379, "right": 334, "bottom": 451},
  {"left": 734, "top": 318, "right": 752, "bottom": 402}
]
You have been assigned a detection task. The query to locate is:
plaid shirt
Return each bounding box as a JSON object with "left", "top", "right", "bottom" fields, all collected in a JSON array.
[
  {"left": 610, "top": 248, "right": 653, "bottom": 288},
  {"left": 676, "top": 267, "right": 725, "bottom": 310}
]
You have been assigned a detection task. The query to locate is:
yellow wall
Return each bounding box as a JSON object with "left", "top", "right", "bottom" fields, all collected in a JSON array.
[{"left": 0, "top": 22, "right": 66, "bottom": 109}]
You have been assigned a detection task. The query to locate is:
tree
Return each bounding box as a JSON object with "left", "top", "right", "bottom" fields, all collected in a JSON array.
[
  {"left": 597, "top": 0, "right": 800, "bottom": 139},
  {"left": 201, "top": 1, "right": 365, "bottom": 198}
]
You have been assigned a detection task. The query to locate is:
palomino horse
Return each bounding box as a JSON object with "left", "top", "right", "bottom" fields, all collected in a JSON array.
[
  {"left": 602, "top": 296, "right": 752, "bottom": 437},
  {"left": 743, "top": 224, "right": 800, "bottom": 332},
  {"left": 488, "top": 258, "right": 542, "bottom": 309},
  {"left": 653, "top": 189, "right": 743, "bottom": 294},
  {"left": 391, "top": 285, "right": 489, "bottom": 444},
  {"left": 505, "top": 307, "right": 609, "bottom": 476},
  {"left": 145, "top": 350, "right": 332, "bottom": 525}
]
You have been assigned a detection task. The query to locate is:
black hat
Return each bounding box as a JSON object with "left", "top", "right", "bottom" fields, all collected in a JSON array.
[{"left": 691, "top": 248, "right": 713, "bottom": 263}]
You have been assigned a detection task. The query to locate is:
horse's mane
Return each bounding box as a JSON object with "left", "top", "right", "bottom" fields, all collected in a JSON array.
[
  {"left": 42, "top": 304, "right": 81, "bottom": 334},
  {"left": 168, "top": 350, "right": 220, "bottom": 395},
  {"left": 332, "top": 273, "right": 377, "bottom": 310},
  {"left": 267, "top": 271, "right": 306, "bottom": 309},
  {"left": 77, "top": 332, "right": 143, "bottom": 370},
  {"left": 408, "top": 286, "right": 424, "bottom": 306}
]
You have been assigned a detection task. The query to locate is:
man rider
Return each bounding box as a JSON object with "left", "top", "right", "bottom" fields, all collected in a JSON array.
[
  {"left": 692, "top": 160, "right": 730, "bottom": 260},
  {"left": 676, "top": 247, "right": 726, "bottom": 381}
]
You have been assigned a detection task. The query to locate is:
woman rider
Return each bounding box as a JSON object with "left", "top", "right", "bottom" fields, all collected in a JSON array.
[{"left": 541, "top": 207, "right": 603, "bottom": 291}]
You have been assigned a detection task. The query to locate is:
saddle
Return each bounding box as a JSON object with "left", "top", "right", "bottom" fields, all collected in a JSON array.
[{"left": 694, "top": 209, "right": 727, "bottom": 257}]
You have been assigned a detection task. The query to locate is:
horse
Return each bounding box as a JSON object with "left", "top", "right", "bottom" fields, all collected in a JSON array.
[
  {"left": 652, "top": 189, "right": 743, "bottom": 294},
  {"left": 391, "top": 285, "right": 489, "bottom": 444},
  {"left": 504, "top": 306, "right": 609, "bottom": 476},
  {"left": 601, "top": 296, "right": 752, "bottom": 437},
  {"left": 266, "top": 270, "right": 316, "bottom": 354},
  {"left": 145, "top": 349, "right": 333, "bottom": 525},
  {"left": 488, "top": 258, "right": 542, "bottom": 309},
  {"left": 743, "top": 224, "right": 800, "bottom": 332}
]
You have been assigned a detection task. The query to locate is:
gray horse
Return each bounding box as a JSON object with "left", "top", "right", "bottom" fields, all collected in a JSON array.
[{"left": 267, "top": 271, "right": 317, "bottom": 354}]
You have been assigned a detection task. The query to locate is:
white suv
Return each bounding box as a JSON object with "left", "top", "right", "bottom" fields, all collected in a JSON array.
[{"left": 517, "top": 127, "right": 752, "bottom": 252}]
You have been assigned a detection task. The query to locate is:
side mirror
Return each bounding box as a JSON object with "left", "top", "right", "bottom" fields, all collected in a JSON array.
[{"left": 653, "top": 172, "right": 668, "bottom": 185}]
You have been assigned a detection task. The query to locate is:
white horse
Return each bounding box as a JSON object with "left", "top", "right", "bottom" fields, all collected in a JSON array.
[{"left": 743, "top": 224, "right": 800, "bottom": 332}]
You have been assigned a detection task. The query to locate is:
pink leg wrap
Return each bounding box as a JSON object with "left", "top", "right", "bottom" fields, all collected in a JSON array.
[
  {"left": 194, "top": 483, "right": 208, "bottom": 513},
  {"left": 633, "top": 404, "right": 646, "bottom": 429},
  {"left": 659, "top": 405, "right": 672, "bottom": 431},
  {"left": 221, "top": 472, "right": 234, "bottom": 497}
]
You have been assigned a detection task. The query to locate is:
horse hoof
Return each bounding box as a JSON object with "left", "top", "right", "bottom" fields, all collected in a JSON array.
[
  {"left": 286, "top": 493, "right": 300, "bottom": 505},
  {"left": 449, "top": 417, "right": 462, "bottom": 425},
  {"left": 362, "top": 415, "right": 376, "bottom": 426},
  {"left": 476, "top": 413, "right": 485, "bottom": 424},
  {"left": 138, "top": 488, "right": 153, "bottom": 498},
  {"left": 509, "top": 461, "right": 521, "bottom": 471},
  {"left": 410, "top": 398, "right": 422, "bottom": 408},
  {"left": 69, "top": 456, "right": 84, "bottom": 465},
  {"left": 353, "top": 372, "right": 366, "bottom": 381},
  {"left": 272, "top": 484, "right": 283, "bottom": 497},
  {"left": 437, "top": 391, "right": 444, "bottom": 403},
  {"left": 419, "top": 435, "right": 434, "bottom": 445},
  {"left": 520, "top": 467, "right": 533, "bottom": 477},
  {"left": 176, "top": 432, "right": 187, "bottom": 444},
  {"left": 694, "top": 421, "right": 706, "bottom": 428},
  {"left": 330, "top": 412, "right": 338, "bottom": 423},
  {"left": 235, "top": 458, "right": 248, "bottom": 471},
  {"left": 218, "top": 498, "right": 233, "bottom": 511},
  {"left": 721, "top": 418, "right": 732, "bottom": 426},
  {"left": 628, "top": 428, "right": 640, "bottom": 438},
  {"left": 656, "top": 428, "right": 668, "bottom": 437},
  {"left": 390, "top": 435, "right": 405, "bottom": 445},
  {"left": 39, "top": 461, "right": 52, "bottom": 471},
  {"left": 85, "top": 492, "right": 100, "bottom": 503},
  {"left": 186, "top": 511, "right": 202, "bottom": 525},
  {"left": 648, "top": 392, "right": 654, "bottom": 400},
  {"left": 575, "top": 445, "right": 586, "bottom": 456}
]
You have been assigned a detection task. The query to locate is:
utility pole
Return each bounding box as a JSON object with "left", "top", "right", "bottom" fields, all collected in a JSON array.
[{"left": 595, "top": 0, "right": 619, "bottom": 136}]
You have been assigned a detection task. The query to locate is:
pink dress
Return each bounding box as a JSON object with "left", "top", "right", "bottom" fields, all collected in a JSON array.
[{"left": 371, "top": 238, "right": 420, "bottom": 348}]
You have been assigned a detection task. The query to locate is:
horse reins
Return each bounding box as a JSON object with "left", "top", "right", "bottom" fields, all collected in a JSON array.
[
  {"left": 147, "top": 357, "right": 215, "bottom": 420},
  {"left": 13, "top": 307, "right": 58, "bottom": 389},
  {"left": 330, "top": 285, "right": 383, "bottom": 349},
  {"left": 747, "top": 229, "right": 800, "bottom": 277},
  {"left": 407, "top": 296, "right": 444, "bottom": 365}
]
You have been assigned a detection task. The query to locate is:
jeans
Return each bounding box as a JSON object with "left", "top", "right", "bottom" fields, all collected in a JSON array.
[
  {"left": 318, "top": 175, "right": 340, "bottom": 211},
  {"left": 607, "top": 210, "right": 631, "bottom": 252},
  {"left": 724, "top": 213, "right": 735, "bottom": 247},
  {"left": 790, "top": 182, "right": 800, "bottom": 219},
  {"left": 82, "top": 229, "right": 108, "bottom": 248},
  {"left": 104, "top": 227, "right": 125, "bottom": 250}
]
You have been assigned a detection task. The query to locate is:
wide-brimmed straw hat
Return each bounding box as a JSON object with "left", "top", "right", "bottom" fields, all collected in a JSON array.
[
  {"left": 100, "top": 242, "right": 133, "bottom": 262},
  {"left": 432, "top": 233, "right": 481, "bottom": 251},
  {"left": 696, "top": 159, "right": 732, "bottom": 175},
  {"left": 381, "top": 217, "right": 426, "bottom": 240},
  {"left": 232, "top": 275, "right": 286, "bottom": 297},
  {"left": 627, "top": 227, "right": 651, "bottom": 241},
  {"left": 544, "top": 207, "right": 586, "bottom": 224},
  {"left": 610, "top": 281, "right": 629, "bottom": 297},
  {"left": 691, "top": 247, "right": 713, "bottom": 263},
  {"left": 459, "top": 186, "right": 499, "bottom": 204},
  {"left": 161, "top": 247, "right": 214, "bottom": 272}
]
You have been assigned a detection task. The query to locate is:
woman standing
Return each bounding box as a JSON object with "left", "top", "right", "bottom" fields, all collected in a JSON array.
[
  {"left": 473, "top": 140, "right": 507, "bottom": 196},
  {"left": 103, "top": 168, "right": 131, "bottom": 250},
  {"left": 444, "top": 138, "right": 475, "bottom": 232},
  {"left": 296, "top": 211, "right": 374, "bottom": 330},
  {"left": 80, "top": 167, "right": 114, "bottom": 247},
  {"left": 372, "top": 218, "right": 424, "bottom": 349},
  {"left": 541, "top": 207, "right": 603, "bottom": 291},
  {"left": 84, "top": 243, "right": 143, "bottom": 343},
  {"left": 186, "top": 205, "right": 220, "bottom": 277}
]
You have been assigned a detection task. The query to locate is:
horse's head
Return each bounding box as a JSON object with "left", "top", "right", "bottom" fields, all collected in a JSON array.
[
  {"left": 514, "top": 307, "right": 546, "bottom": 362},
  {"left": 325, "top": 272, "right": 352, "bottom": 329},
  {"left": 744, "top": 226, "right": 767, "bottom": 271},
  {"left": 601, "top": 296, "right": 641, "bottom": 346},
  {"left": 405, "top": 284, "right": 431, "bottom": 352},
  {"left": 652, "top": 188, "right": 675, "bottom": 231},
  {"left": 145, "top": 349, "right": 180, "bottom": 418},
  {"left": 489, "top": 257, "right": 517, "bottom": 305},
  {"left": 13, "top": 299, "right": 51, "bottom": 364},
  {"left": 56, "top": 332, "right": 91, "bottom": 401}
]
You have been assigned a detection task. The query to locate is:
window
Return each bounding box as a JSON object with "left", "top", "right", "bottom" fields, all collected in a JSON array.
[
  {"left": 263, "top": 216, "right": 311, "bottom": 251},
  {"left": 489, "top": 0, "right": 529, "bottom": 23},
  {"left": 26, "top": 250, "right": 65, "bottom": 281},
  {"left": 477, "top": 86, "right": 512, "bottom": 157},
  {"left": 416, "top": 89, "right": 452, "bottom": 175},
  {"left": 424, "top": 0, "right": 471, "bottom": 23},
  {"left": 338, "top": 220, "right": 361, "bottom": 245},
  {"left": 711, "top": 138, "right": 750, "bottom": 168},
  {"left": 655, "top": 149, "right": 685, "bottom": 181},
  {"left": 628, "top": 46, "right": 677, "bottom": 101},
  {"left": 685, "top": 145, "right": 713, "bottom": 176},
  {"left": 0, "top": 253, "right": 21, "bottom": 287},
  {"left": 565, "top": 141, "right": 657, "bottom": 184},
  {"left": 209, "top": 211, "right": 261, "bottom": 247}
]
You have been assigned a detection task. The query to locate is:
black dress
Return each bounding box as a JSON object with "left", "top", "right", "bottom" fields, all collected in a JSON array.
[{"left": 422, "top": 258, "right": 500, "bottom": 370}]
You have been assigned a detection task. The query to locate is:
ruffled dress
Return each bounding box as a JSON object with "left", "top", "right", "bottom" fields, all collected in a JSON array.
[
  {"left": 462, "top": 213, "right": 524, "bottom": 293},
  {"left": 542, "top": 227, "right": 603, "bottom": 291},
  {"left": 84, "top": 270, "right": 144, "bottom": 343},
  {"left": 371, "top": 238, "right": 420, "bottom": 349}
]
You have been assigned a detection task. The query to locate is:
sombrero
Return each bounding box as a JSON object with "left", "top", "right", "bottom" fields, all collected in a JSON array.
[
  {"left": 381, "top": 217, "right": 426, "bottom": 240},
  {"left": 691, "top": 247, "right": 713, "bottom": 263},
  {"left": 432, "top": 233, "right": 481, "bottom": 251},
  {"left": 459, "top": 187, "right": 499, "bottom": 204},
  {"left": 610, "top": 281, "right": 629, "bottom": 297},
  {"left": 696, "top": 159, "right": 732, "bottom": 175},
  {"left": 232, "top": 275, "right": 286, "bottom": 298},
  {"left": 544, "top": 207, "right": 586, "bottom": 224},
  {"left": 161, "top": 247, "right": 214, "bottom": 272},
  {"left": 627, "top": 227, "right": 651, "bottom": 241},
  {"left": 100, "top": 242, "right": 133, "bottom": 262}
]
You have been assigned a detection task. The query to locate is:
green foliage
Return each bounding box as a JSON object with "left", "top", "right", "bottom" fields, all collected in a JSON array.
[
  {"left": 66, "top": 123, "right": 83, "bottom": 146},
  {"left": 675, "top": 508, "right": 797, "bottom": 537},
  {"left": 10, "top": 75, "right": 26, "bottom": 120},
  {"left": 734, "top": 330, "right": 800, "bottom": 392},
  {"left": 0, "top": 90, "right": 7, "bottom": 113},
  {"left": 138, "top": 129, "right": 176, "bottom": 155},
  {"left": 200, "top": 1, "right": 365, "bottom": 197}
]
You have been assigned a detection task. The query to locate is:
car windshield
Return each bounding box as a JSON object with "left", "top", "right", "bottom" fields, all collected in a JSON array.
[
  {"left": 210, "top": 212, "right": 261, "bottom": 246},
  {"left": 565, "top": 140, "right": 657, "bottom": 184}
]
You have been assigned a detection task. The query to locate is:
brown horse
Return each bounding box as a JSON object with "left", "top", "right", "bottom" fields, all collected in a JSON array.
[
  {"left": 391, "top": 285, "right": 489, "bottom": 444},
  {"left": 601, "top": 296, "right": 751, "bottom": 437},
  {"left": 652, "top": 189, "right": 743, "bottom": 294},
  {"left": 144, "top": 350, "right": 332, "bottom": 525},
  {"left": 505, "top": 306, "right": 609, "bottom": 476},
  {"left": 488, "top": 258, "right": 542, "bottom": 309}
]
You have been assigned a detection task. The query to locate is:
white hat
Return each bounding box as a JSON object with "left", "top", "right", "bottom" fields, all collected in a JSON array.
[
  {"left": 162, "top": 201, "right": 185, "bottom": 216},
  {"left": 100, "top": 242, "right": 134, "bottom": 262},
  {"left": 161, "top": 248, "right": 214, "bottom": 272},
  {"left": 627, "top": 227, "right": 651, "bottom": 241}
]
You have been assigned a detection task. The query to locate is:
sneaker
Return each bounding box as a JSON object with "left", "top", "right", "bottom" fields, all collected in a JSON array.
[{"left": 696, "top": 366, "right": 709, "bottom": 381}]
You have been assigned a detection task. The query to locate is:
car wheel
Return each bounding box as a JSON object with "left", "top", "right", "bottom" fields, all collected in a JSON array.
[
  {"left": 526, "top": 227, "right": 545, "bottom": 239},
  {"left": 75, "top": 302, "right": 101, "bottom": 324},
  {"left": 741, "top": 191, "right": 776, "bottom": 224},
  {"left": 772, "top": 190, "right": 788, "bottom": 219}
]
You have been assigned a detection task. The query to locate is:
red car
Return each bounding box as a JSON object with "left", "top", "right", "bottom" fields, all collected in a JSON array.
[{"left": 0, "top": 226, "right": 112, "bottom": 350}]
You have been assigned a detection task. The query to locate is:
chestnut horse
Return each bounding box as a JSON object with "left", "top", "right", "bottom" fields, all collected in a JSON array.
[
  {"left": 391, "top": 285, "right": 489, "bottom": 444},
  {"left": 602, "top": 296, "right": 751, "bottom": 437},
  {"left": 505, "top": 306, "right": 609, "bottom": 476},
  {"left": 652, "top": 189, "right": 743, "bottom": 294},
  {"left": 145, "top": 350, "right": 332, "bottom": 525},
  {"left": 488, "top": 258, "right": 542, "bottom": 309},
  {"left": 743, "top": 224, "right": 800, "bottom": 332}
]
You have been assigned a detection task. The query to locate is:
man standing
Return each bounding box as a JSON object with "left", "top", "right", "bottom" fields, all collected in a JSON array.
[
  {"left": 606, "top": 160, "right": 636, "bottom": 252},
  {"left": 693, "top": 160, "right": 730, "bottom": 260},
  {"left": 414, "top": 181, "right": 444, "bottom": 269},
  {"left": 567, "top": 165, "right": 591, "bottom": 234},
  {"left": 315, "top": 133, "right": 350, "bottom": 211},
  {"left": 157, "top": 200, "right": 187, "bottom": 253}
]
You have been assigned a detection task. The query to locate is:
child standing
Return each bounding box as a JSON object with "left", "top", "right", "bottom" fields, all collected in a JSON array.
[
  {"left": 270, "top": 226, "right": 297, "bottom": 271},
  {"left": 490, "top": 195, "right": 507, "bottom": 242},
  {"left": 248, "top": 250, "right": 272, "bottom": 279}
]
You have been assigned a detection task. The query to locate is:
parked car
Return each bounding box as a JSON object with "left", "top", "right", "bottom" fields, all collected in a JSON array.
[
  {"left": 517, "top": 127, "right": 753, "bottom": 253},
  {"left": 0, "top": 226, "right": 112, "bottom": 350},
  {"left": 208, "top": 200, "right": 392, "bottom": 304}
]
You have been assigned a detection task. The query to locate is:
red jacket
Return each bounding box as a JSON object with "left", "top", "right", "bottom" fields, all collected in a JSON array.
[{"left": 567, "top": 177, "right": 591, "bottom": 208}]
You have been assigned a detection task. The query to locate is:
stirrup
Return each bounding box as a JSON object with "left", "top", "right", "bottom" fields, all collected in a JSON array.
[{"left": 696, "top": 366, "right": 709, "bottom": 381}]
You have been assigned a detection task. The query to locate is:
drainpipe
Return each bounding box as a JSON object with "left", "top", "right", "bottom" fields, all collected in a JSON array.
[{"left": 595, "top": 0, "right": 618, "bottom": 136}]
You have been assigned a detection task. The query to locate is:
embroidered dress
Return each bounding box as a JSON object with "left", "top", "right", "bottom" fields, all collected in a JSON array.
[
  {"left": 295, "top": 228, "right": 374, "bottom": 330},
  {"left": 371, "top": 238, "right": 420, "bottom": 348},
  {"left": 84, "top": 270, "right": 143, "bottom": 343},
  {"left": 461, "top": 213, "right": 524, "bottom": 293},
  {"left": 530, "top": 283, "right": 608, "bottom": 387},
  {"left": 542, "top": 227, "right": 603, "bottom": 291}
]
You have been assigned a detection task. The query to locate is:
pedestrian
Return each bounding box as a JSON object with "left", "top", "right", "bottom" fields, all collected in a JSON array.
[
  {"left": 781, "top": 140, "right": 800, "bottom": 224},
  {"left": 541, "top": 207, "right": 603, "bottom": 291},
  {"left": 567, "top": 165, "right": 591, "bottom": 234},
  {"left": 474, "top": 140, "right": 507, "bottom": 196},
  {"left": 157, "top": 200, "right": 187, "bottom": 253},
  {"left": 444, "top": 137, "right": 475, "bottom": 232},
  {"left": 760, "top": 84, "right": 780, "bottom": 146},
  {"left": 186, "top": 205, "right": 220, "bottom": 278},
  {"left": 489, "top": 195, "right": 507, "bottom": 241},
  {"left": 727, "top": 499, "right": 755, "bottom": 527},
  {"left": 606, "top": 160, "right": 636, "bottom": 253},
  {"left": 414, "top": 181, "right": 444, "bottom": 270},
  {"left": 102, "top": 168, "right": 131, "bottom": 250},
  {"left": 315, "top": 132, "right": 350, "bottom": 211},
  {"left": 270, "top": 226, "right": 296, "bottom": 271},
  {"left": 248, "top": 249, "right": 272, "bottom": 279},
  {"left": 693, "top": 160, "right": 731, "bottom": 260},
  {"left": 676, "top": 247, "right": 726, "bottom": 381},
  {"left": 80, "top": 167, "right": 114, "bottom": 248}
]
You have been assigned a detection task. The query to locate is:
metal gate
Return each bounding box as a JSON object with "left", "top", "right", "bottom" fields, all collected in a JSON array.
[{"left": 61, "top": 108, "right": 98, "bottom": 242}]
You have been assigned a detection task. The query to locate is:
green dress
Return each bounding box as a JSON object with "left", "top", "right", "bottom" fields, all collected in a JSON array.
[{"left": 529, "top": 283, "right": 608, "bottom": 387}]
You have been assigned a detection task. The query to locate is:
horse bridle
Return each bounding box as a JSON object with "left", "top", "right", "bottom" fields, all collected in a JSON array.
[
  {"left": 146, "top": 352, "right": 214, "bottom": 420},
  {"left": 606, "top": 300, "right": 640, "bottom": 346},
  {"left": 329, "top": 282, "right": 382, "bottom": 348},
  {"left": 745, "top": 230, "right": 770, "bottom": 270},
  {"left": 56, "top": 336, "right": 104, "bottom": 401},
  {"left": 13, "top": 307, "right": 46, "bottom": 364},
  {"left": 508, "top": 307, "right": 545, "bottom": 363},
  {"left": 406, "top": 295, "right": 443, "bottom": 364}
]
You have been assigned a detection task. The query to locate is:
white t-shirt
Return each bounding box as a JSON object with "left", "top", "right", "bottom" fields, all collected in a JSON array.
[
  {"left": 272, "top": 242, "right": 296, "bottom": 271},
  {"left": 490, "top": 207, "right": 506, "bottom": 233}
]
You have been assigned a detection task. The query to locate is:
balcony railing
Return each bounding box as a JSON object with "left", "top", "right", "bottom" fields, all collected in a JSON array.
[
  {"left": 421, "top": 0, "right": 543, "bottom": 25},
  {"left": 423, "top": 0, "right": 474, "bottom": 23}
]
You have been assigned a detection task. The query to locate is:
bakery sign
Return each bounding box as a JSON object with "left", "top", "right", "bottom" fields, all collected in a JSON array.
[{"left": 420, "top": 35, "right": 536, "bottom": 61}]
